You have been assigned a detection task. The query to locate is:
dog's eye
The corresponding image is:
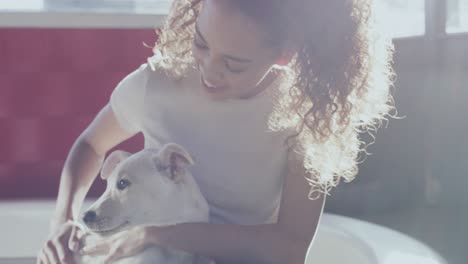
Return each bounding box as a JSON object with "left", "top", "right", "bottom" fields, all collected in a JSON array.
[{"left": 117, "top": 179, "right": 131, "bottom": 190}]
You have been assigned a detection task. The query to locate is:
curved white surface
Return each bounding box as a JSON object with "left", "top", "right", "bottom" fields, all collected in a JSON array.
[
  {"left": 307, "top": 214, "right": 447, "bottom": 264},
  {"left": 307, "top": 224, "right": 378, "bottom": 264},
  {"left": 0, "top": 0, "right": 171, "bottom": 28},
  {"left": 0, "top": 200, "right": 447, "bottom": 264}
]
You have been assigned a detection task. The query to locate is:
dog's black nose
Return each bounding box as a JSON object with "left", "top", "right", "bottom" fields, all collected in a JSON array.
[{"left": 83, "top": 211, "right": 97, "bottom": 224}]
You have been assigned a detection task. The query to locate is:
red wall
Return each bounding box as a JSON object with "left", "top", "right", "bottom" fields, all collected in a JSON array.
[{"left": 0, "top": 28, "right": 155, "bottom": 199}]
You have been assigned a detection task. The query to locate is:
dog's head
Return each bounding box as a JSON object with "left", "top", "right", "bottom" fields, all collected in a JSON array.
[{"left": 81, "top": 143, "right": 208, "bottom": 234}]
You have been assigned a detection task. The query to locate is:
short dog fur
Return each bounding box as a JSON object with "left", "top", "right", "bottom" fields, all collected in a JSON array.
[{"left": 74, "top": 143, "right": 209, "bottom": 264}]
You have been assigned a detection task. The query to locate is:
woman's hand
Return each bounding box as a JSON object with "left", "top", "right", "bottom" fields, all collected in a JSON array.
[
  {"left": 80, "top": 225, "right": 216, "bottom": 264},
  {"left": 79, "top": 225, "right": 150, "bottom": 264},
  {"left": 37, "top": 220, "right": 86, "bottom": 264}
]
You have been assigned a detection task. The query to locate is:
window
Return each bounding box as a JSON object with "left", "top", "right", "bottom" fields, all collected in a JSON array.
[
  {"left": 2, "top": 0, "right": 44, "bottom": 11},
  {"left": 377, "top": 0, "right": 426, "bottom": 38},
  {"left": 1, "top": 0, "right": 171, "bottom": 14},
  {"left": 446, "top": 0, "right": 468, "bottom": 33}
]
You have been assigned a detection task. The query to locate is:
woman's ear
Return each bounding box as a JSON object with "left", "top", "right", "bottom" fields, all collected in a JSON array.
[
  {"left": 100, "top": 150, "right": 131, "bottom": 180},
  {"left": 275, "top": 49, "right": 295, "bottom": 66}
]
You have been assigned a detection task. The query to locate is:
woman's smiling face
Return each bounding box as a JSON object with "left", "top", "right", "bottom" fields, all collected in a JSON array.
[{"left": 191, "top": 0, "right": 282, "bottom": 100}]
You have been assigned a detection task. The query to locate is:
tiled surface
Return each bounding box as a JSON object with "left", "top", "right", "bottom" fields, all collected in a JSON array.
[
  {"left": 1, "top": 29, "right": 155, "bottom": 73},
  {"left": 0, "top": 28, "right": 154, "bottom": 198}
]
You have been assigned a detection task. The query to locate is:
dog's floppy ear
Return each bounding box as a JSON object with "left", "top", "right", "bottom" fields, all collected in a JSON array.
[
  {"left": 157, "top": 143, "right": 194, "bottom": 182},
  {"left": 100, "top": 150, "right": 131, "bottom": 180}
]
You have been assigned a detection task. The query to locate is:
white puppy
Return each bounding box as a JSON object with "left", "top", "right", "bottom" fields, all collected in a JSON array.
[{"left": 74, "top": 143, "right": 209, "bottom": 264}]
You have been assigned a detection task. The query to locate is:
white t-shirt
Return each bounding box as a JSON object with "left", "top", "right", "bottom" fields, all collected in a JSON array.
[{"left": 110, "top": 63, "right": 292, "bottom": 225}]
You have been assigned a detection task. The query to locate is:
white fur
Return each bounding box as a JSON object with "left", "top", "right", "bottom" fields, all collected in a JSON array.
[{"left": 74, "top": 144, "right": 209, "bottom": 264}]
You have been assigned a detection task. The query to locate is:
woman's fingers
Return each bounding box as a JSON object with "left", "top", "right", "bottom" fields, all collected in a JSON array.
[
  {"left": 68, "top": 223, "right": 86, "bottom": 252},
  {"left": 80, "top": 240, "right": 110, "bottom": 256},
  {"left": 54, "top": 238, "right": 71, "bottom": 263},
  {"left": 103, "top": 245, "right": 122, "bottom": 264},
  {"left": 36, "top": 249, "right": 48, "bottom": 264},
  {"left": 69, "top": 221, "right": 89, "bottom": 252},
  {"left": 44, "top": 240, "right": 61, "bottom": 263},
  {"left": 68, "top": 224, "right": 79, "bottom": 252},
  {"left": 38, "top": 221, "right": 78, "bottom": 264},
  {"left": 76, "top": 227, "right": 88, "bottom": 240}
]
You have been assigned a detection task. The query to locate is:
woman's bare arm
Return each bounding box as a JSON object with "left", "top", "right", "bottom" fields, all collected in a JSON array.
[
  {"left": 142, "top": 156, "right": 326, "bottom": 264},
  {"left": 52, "top": 104, "right": 135, "bottom": 226}
]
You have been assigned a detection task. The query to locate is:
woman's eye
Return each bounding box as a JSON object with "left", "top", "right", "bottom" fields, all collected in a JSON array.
[
  {"left": 225, "top": 62, "right": 246, "bottom": 74},
  {"left": 117, "top": 179, "right": 131, "bottom": 190}
]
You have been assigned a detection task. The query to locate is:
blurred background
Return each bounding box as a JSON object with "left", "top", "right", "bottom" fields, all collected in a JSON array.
[{"left": 0, "top": 0, "right": 466, "bottom": 263}]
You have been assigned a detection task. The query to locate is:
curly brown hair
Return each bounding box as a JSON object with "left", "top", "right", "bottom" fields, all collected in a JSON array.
[{"left": 148, "top": 0, "right": 397, "bottom": 199}]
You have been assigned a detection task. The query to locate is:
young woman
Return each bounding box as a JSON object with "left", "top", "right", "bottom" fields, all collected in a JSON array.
[{"left": 37, "top": 0, "right": 395, "bottom": 263}]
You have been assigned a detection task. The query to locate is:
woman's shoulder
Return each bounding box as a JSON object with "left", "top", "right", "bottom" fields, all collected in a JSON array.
[
  {"left": 128, "top": 62, "right": 167, "bottom": 86},
  {"left": 142, "top": 59, "right": 199, "bottom": 93}
]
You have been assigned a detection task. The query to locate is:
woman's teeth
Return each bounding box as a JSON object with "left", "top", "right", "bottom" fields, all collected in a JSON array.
[{"left": 204, "top": 79, "right": 217, "bottom": 88}]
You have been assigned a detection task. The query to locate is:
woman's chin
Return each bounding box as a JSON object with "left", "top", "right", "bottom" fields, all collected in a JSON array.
[{"left": 205, "top": 92, "right": 230, "bottom": 101}]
